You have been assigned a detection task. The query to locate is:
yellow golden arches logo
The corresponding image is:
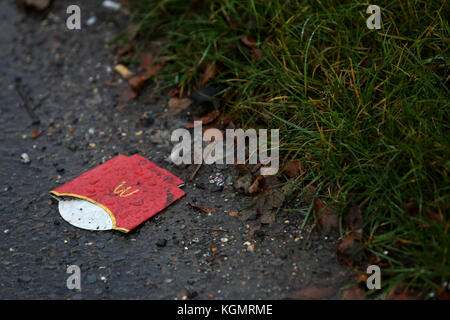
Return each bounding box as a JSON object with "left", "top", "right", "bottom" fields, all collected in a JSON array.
[{"left": 113, "top": 181, "right": 140, "bottom": 198}]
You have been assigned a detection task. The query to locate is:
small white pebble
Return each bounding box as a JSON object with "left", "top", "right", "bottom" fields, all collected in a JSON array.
[
  {"left": 86, "top": 16, "right": 97, "bottom": 26},
  {"left": 21, "top": 153, "right": 30, "bottom": 164},
  {"left": 102, "top": 0, "right": 121, "bottom": 10}
]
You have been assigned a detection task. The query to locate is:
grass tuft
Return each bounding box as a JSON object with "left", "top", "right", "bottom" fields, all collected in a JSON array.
[{"left": 124, "top": 0, "right": 449, "bottom": 297}]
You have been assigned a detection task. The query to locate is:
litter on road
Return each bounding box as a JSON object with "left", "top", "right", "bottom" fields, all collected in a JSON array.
[{"left": 50, "top": 154, "right": 185, "bottom": 232}]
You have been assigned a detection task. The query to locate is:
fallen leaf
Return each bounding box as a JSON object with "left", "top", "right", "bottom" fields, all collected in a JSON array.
[
  {"left": 313, "top": 198, "right": 338, "bottom": 234},
  {"left": 261, "top": 175, "right": 282, "bottom": 189},
  {"left": 344, "top": 204, "right": 363, "bottom": 233},
  {"left": 186, "top": 109, "right": 220, "bottom": 129},
  {"left": 336, "top": 232, "right": 363, "bottom": 267},
  {"left": 31, "top": 131, "right": 40, "bottom": 139},
  {"left": 166, "top": 87, "right": 180, "bottom": 97},
  {"left": 114, "top": 64, "right": 133, "bottom": 79},
  {"left": 199, "top": 62, "right": 218, "bottom": 87},
  {"left": 142, "top": 61, "right": 165, "bottom": 80},
  {"left": 129, "top": 75, "right": 146, "bottom": 92},
  {"left": 116, "top": 41, "right": 135, "bottom": 58},
  {"left": 296, "top": 285, "right": 338, "bottom": 300},
  {"left": 140, "top": 53, "right": 154, "bottom": 72},
  {"left": 234, "top": 173, "right": 253, "bottom": 195},
  {"left": 241, "top": 35, "right": 262, "bottom": 59},
  {"left": 241, "top": 35, "right": 257, "bottom": 47},
  {"left": 356, "top": 273, "right": 368, "bottom": 284},
  {"left": 341, "top": 287, "right": 366, "bottom": 300},
  {"left": 337, "top": 232, "right": 360, "bottom": 254},
  {"left": 186, "top": 201, "right": 216, "bottom": 214},
  {"left": 160, "top": 98, "right": 193, "bottom": 118},
  {"left": 284, "top": 160, "right": 301, "bottom": 178},
  {"left": 248, "top": 175, "right": 263, "bottom": 194},
  {"left": 119, "top": 86, "right": 137, "bottom": 101}
]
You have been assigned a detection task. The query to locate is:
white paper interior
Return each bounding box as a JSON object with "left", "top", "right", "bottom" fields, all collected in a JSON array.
[{"left": 58, "top": 198, "right": 113, "bottom": 231}]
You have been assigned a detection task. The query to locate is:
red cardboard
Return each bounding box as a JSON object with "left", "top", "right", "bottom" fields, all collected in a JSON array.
[{"left": 50, "top": 155, "right": 185, "bottom": 232}]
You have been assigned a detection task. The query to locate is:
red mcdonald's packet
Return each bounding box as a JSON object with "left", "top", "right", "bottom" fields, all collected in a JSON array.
[{"left": 50, "top": 155, "right": 185, "bottom": 232}]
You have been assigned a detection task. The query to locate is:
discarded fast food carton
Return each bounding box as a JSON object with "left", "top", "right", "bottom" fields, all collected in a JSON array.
[{"left": 50, "top": 154, "right": 184, "bottom": 232}]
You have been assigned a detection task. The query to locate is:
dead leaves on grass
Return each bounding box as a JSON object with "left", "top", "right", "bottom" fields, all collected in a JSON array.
[
  {"left": 160, "top": 97, "right": 193, "bottom": 118},
  {"left": 119, "top": 53, "right": 166, "bottom": 101},
  {"left": 186, "top": 109, "right": 220, "bottom": 129},
  {"left": 199, "top": 62, "right": 218, "bottom": 87},
  {"left": 241, "top": 35, "right": 263, "bottom": 59},
  {"left": 313, "top": 197, "right": 338, "bottom": 235}
]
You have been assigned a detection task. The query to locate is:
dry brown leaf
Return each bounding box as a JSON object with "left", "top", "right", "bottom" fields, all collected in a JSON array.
[
  {"left": 336, "top": 232, "right": 363, "bottom": 267},
  {"left": 119, "top": 86, "right": 137, "bottom": 101},
  {"left": 296, "top": 285, "right": 338, "bottom": 300},
  {"left": 241, "top": 35, "right": 262, "bottom": 59},
  {"left": 337, "top": 232, "right": 361, "bottom": 255},
  {"left": 313, "top": 198, "right": 338, "bottom": 234},
  {"left": 186, "top": 201, "right": 216, "bottom": 214},
  {"left": 344, "top": 204, "right": 363, "bottom": 233},
  {"left": 248, "top": 175, "right": 263, "bottom": 194},
  {"left": 161, "top": 98, "right": 193, "bottom": 118},
  {"left": 129, "top": 75, "right": 146, "bottom": 92},
  {"left": 116, "top": 41, "right": 135, "bottom": 58},
  {"left": 140, "top": 53, "right": 154, "bottom": 72},
  {"left": 166, "top": 87, "right": 181, "bottom": 97},
  {"left": 199, "top": 62, "right": 218, "bottom": 87},
  {"left": 284, "top": 160, "right": 301, "bottom": 178},
  {"left": 241, "top": 35, "right": 257, "bottom": 47},
  {"left": 341, "top": 287, "right": 366, "bottom": 300},
  {"left": 356, "top": 273, "right": 368, "bottom": 284},
  {"left": 186, "top": 109, "right": 220, "bottom": 129}
]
